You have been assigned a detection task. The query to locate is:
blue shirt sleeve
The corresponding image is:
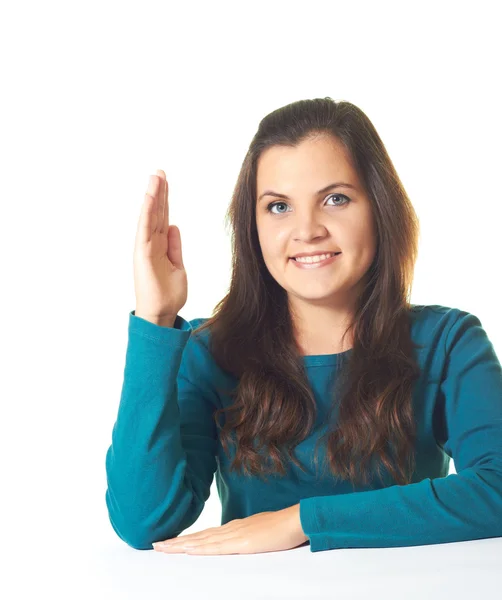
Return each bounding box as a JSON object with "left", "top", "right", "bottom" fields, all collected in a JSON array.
[
  {"left": 105, "top": 311, "right": 219, "bottom": 549},
  {"left": 299, "top": 311, "right": 502, "bottom": 552}
]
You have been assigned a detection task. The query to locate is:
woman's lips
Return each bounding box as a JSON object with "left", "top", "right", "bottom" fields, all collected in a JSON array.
[{"left": 289, "top": 253, "right": 342, "bottom": 269}]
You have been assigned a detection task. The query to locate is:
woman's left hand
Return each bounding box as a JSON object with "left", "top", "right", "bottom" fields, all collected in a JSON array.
[{"left": 152, "top": 504, "right": 309, "bottom": 555}]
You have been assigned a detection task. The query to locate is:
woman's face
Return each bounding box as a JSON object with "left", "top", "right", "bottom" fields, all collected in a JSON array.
[{"left": 255, "top": 135, "right": 377, "bottom": 313}]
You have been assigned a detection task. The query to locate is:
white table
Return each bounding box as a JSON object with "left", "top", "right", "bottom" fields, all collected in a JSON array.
[{"left": 27, "top": 531, "right": 502, "bottom": 599}]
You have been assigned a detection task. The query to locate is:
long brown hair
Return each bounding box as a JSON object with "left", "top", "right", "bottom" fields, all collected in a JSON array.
[{"left": 192, "top": 97, "right": 423, "bottom": 489}]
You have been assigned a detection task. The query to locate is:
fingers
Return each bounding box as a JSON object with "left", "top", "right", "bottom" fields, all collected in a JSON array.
[
  {"left": 155, "top": 169, "right": 166, "bottom": 233},
  {"left": 138, "top": 171, "right": 165, "bottom": 244},
  {"left": 164, "top": 175, "right": 169, "bottom": 233},
  {"left": 136, "top": 170, "right": 169, "bottom": 247},
  {"left": 137, "top": 175, "right": 157, "bottom": 246}
]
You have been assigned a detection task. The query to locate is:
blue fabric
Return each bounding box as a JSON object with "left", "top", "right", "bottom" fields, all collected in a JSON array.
[{"left": 105, "top": 305, "right": 502, "bottom": 551}]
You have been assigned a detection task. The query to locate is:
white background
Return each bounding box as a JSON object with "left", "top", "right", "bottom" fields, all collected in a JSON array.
[{"left": 1, "top": 0, "right": 501, "bottom": 597}]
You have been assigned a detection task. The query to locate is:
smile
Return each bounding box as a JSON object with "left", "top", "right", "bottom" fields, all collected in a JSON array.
[{"left": 289, "top": 253, "right": 342, "bottom": 269}]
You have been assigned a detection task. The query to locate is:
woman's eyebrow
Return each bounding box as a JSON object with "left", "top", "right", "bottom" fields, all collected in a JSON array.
[{"left": 258, "top": 182, "right": 357, "bottom": 202}]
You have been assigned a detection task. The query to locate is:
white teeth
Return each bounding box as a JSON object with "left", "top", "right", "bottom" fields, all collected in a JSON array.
[{"left": 294, "top": 252, "right": 336, "bottom": 263}]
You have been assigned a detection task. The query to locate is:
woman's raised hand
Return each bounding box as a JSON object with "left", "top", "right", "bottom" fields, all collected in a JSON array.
[{"left": 133, "top": 170, "right": 188, "bottom": 325}]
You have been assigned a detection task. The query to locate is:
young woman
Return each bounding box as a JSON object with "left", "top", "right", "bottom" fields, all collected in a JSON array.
[{"left": 105, "top": 98, "right": 502, "bottom": 555}]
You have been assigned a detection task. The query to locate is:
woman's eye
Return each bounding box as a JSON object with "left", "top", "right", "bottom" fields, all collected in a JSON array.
[{"left": 265, "top": 193, "right": 350, "bottom": 214}]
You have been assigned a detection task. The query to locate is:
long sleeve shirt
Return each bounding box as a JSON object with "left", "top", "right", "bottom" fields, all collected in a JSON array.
[{"left": 104, "top": 304, "right": 502, "bottom": 552}]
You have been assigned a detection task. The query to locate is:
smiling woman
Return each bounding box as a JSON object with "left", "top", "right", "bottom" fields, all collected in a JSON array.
[
  {"left": 192, "top": 97, "right": 421, "bottom": 488},
  {"left": 255, "top": 133, "right": 377, "bottom": 348},
  {"left": 105, "top": 97, "right": 502, "bottom": 555}
]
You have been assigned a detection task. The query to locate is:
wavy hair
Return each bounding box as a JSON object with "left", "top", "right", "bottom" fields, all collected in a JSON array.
[{"left": 192, "top": 97, "right": 423, "bottom": 489}]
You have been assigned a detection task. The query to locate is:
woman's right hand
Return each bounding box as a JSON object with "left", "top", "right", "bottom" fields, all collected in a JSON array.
[{"left": 133, "top": 170, "right": 188, "bottom": 325}]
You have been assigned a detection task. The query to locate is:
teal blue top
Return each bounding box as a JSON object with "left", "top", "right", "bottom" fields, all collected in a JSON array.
[{"left": 105, "top": 305, "right": 502, "bottom": 552}]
